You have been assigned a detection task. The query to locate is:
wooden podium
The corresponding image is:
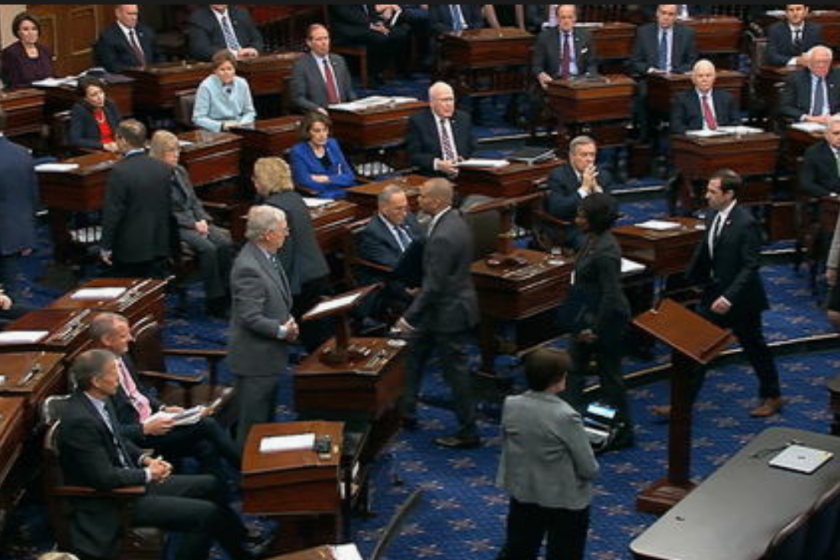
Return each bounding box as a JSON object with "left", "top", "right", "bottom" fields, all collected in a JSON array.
[
  {"left": 457, "top": 160, "right": 558, "bottom": 199},
  {"left": 47, "top": 278, "right": 168, "bottom": 325},
  {"left": 329, "top": 100, "right": 428, "bottom": 151},
  {"left": 632, "top": 299, "right": 734, "bottom": 514}
]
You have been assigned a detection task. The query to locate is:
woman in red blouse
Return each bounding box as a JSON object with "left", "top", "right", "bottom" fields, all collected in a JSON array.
[{"left": 68, "top": 76, "right": 122, "bottom": 152}]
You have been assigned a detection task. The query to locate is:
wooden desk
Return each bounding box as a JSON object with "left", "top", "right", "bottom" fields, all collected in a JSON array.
[
  {"left": 0, "top": 309, "right": 92, "bottom": 358},
  {"left": 683, "top": 16, "right": 743, "bottom": 55},
  {"left": 238, "top": 52, "right": 302, "bottom": 97},
  {"left": 457, "top": 160, "right": 558, "bottom": 199},
  {"left": 613, "top": 218, "right": 705, "bottom": 277},
  {"left": 758, "top": 10, "right": 840, "bottom": 47},
  {"left": 471, "top": 249, "right": 573, "bottom": 374},
  {"left": 124, "top": 61, "right": 212, "bottom": 110},
  {"left": 47, "top": 278, "right": 168, "bottom": 325},
  {"left": 309, "top": 200, "right": 359, "bottom": 254},
  {"left": 0, "top": 88, "right": 45, "bottom": 136},
  {"left": 178, "top": 130, "right": 243, "bottom": 188},
  {"left": 329, "top": 101, "right": 428, "bottom": 151},
  {"left": 0, "top": 396, "right": 27, "bottom": 532},
  {"left": 39, "top": 78, "right": 134, "bottom": 117},
  {"left": 648, "top": 70, "right": 745, "bottom": 113},
  {"left": 233, "top": 116, "right": 302, "bottom": 160},
  {"left": 585, "top": 22, "right": 636, "bottom": 60},
  {"left": 786, "top": 126, "right": 823, "bottom": 167},
  {"left": 631, "top": 427, "right": 840, "bottom": 560},
  {"left": 344, "top": 174, "right": 426, "bottom": 216},
  {"left": 0, "top": 351, "right": 67, "bottom": 422}
]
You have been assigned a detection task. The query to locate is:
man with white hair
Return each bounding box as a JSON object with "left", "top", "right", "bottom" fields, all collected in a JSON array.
[
  {"left": 406, "top": 81, "right": 477, "bottom": 177},
  {"left": 670, "top": 59, "right": 740, "bottom": 134},
  {"left": 799, "top": 113, "right": 840, "bottom": 198},
  {"left": 780, "top": 45, "right": 840, "bottom": 124},
  {"left": 228, "top": 205, "right": 298, "bottom": 449}
]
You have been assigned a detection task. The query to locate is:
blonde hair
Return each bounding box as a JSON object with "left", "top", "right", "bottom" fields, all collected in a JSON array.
[
  {"left": 148, "top": 129, "right": 179, "bottom": 161},
  {"left": 253, "top": 157, "right": 294, "bottom": 195}
]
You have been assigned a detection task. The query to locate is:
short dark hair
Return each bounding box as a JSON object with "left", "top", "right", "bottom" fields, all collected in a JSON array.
[
  {"left": 71, "top": 349, "right": 117, "bottom": 391},
  {"left": 710, "top": 168, "right": 742, "bottom": 198},
  {"left": 211, "top": 49, "right": 237, "bottom": 70},
  {"left": 524, "top": 348, "right": 570, "bottom": 391},
  {"left": 77, "top": 76, "right": 106, "bottom": 98},
  {"left": 299, "top": 111, "right": 331, "bottom": 140},
  {"left": 116, "top": 119, "right": 147, "bottom": 149},
  {"left": 12, "top": 12, "right": 40, "bottom": 39},
  {"left": 0, "top": 107, "right": 6, "bottom": 133},
  {"left": 579, "top": 192, "right": 619, "bottom": 234}
]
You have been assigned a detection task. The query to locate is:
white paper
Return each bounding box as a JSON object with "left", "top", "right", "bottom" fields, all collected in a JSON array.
[
  {"left": 32, "top": 76, "right": 77, "bottom": 88},
  {"left": 456, "top": 158, "right": 510, "bottom": 169},
  {"left": 307, "top": 291, "right": 364, "bottom": 316},
  {"left": 621, "top": 258, "right": 646, "bottom": 275},
  {"left": 636, "top": 220, "right": 681, "bottom": 231},
  {"left": 791, "top": 122, "right": 826, "bottom": 134},
  {"left": 330, "top": 95, "right": 418, "bottom": 112},
  {"left": 259, "top": 432, "right": 315, "bottom": 453},
  {"left": 0, "top": 331, "right": 49, "bottom": 344},
  {"left": 178, "top": 140, "right": 194, "bottom": 147},
  {"left": 685, "top": 128, "right": 729, "bottom": 138},
  {"left": 302, "top": 197, "right": 334, "bottom": 209},
  {"left": 70, "top": 287, "right": 128, "bottom": 300},
  {"left": 715, "top": 125, "right": 764, "bottom": 136},
  {"left": 144, "top": 406, "right": 205, "bottom": 427},
  {"left": 331, "top": 543, "right": 364, "bottom": 560},
  {"left": 35, "top": 163, "right": 80, "bottom": 173}
]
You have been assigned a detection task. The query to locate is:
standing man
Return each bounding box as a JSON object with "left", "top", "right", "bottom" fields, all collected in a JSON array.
[
  {"left": 100, "top": 119, "right": 173, "bottom": 279},
  {"left": 779, "top": 45, "right": 840, "bottom": 125},
  {"left": 188, "top": 4, "right": 263, "bottom": 61},
  {"left": 94, "top": 5, "right": 161, "bottom": 73},
  {"left": 290, "top": 24, "right": 357, "bottom": 115},
  {"left": 406, "top": 81, "right": 477, "bottom": 177},
  {"left": 765, "top": 4, "right": 824, "bottom": 68},
  {"left": 228, "top": 205, "right": 298, "bottom": 449},
  {"left": 532, "top": 5, "right": 598, "bottom": 89},
  {"left": 396, "top": 178, "right": 480, "bottom": 449}
]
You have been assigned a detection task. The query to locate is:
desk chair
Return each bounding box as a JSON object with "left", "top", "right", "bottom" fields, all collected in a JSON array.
[{"left": 174, "top": 89, "right": 197, "bottom": 131}]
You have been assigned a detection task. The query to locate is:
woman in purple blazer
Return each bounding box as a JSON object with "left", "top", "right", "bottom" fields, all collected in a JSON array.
[
  {"left": 289, "top": 111, "right": 356, "bottom": 199},
  {"left": 1, "top": 12, "right": 55, "bottom": 89}
]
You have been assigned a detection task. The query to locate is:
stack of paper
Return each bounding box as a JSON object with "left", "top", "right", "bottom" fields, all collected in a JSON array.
[
  {"left": 791, "top": 122, "right": 826, "bottom": 134},
  {"left": 330, "top": 544, "right": 363, "bottom": 560},
  {"left": 35, "top": 163, "right": 80, "bottom": 173},
  {"left": 302, "top": 197, "right": 333, "bottom": 209},
  {"left": 456, "top": 158, "right": 510, "bottom": 169},
  {"left": 636, "top": 220, "right": 681, "bottom": 231},
  {"left": 259, "top": 433, "right": 315, "bottom": 453},
  {"left": 0, "top": 331, "right": 49, "bottom": 344},
  {"left": 71, "top": 287, "right": 128, "bottom": 300},
  {"left": 330, "top": 95, "right": 418, "bottom": 112}
]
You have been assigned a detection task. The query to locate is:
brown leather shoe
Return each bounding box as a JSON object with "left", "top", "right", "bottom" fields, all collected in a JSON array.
[
  {"left": 749, "top": 397, "right": 783, "bottom": 418},
  {"left": 651, "top": 404, "right": 671, "bottom": 418}
]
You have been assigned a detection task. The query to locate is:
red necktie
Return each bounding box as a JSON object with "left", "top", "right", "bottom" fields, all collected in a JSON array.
[
  {"left": 560, "top": 32, "right": 571, "bottom": 79},
  {"left": 323, "top": 58, "right": 340, "bottom": 105},
  {"left": 128, "top": 29, "right": 146, "bottom": 67},
  {"left": 701, "top": 94, "right": 717, "bottom": 130}
]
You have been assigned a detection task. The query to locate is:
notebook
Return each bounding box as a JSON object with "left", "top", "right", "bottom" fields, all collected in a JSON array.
[{"left": 769, "top": 444, "right": 833, "bottom": 474}]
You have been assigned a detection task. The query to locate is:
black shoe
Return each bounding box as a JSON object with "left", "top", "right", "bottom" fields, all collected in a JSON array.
[
  {"left": 602, "top": 429, "right": 635, "bottom": 452},
  {"left": 401, "top": 417, "right": 419, "bottom": 430},
  {"left": 206, "top": 297, "right": 230, "bottom": 319},
  {"left": 434, "top": 435, "right": 481, "bottom": 449}
]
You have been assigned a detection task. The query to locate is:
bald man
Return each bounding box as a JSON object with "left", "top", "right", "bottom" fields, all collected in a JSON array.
[
  {"left": 94, "top": 4, "right": 161, "bottom": 72},
  {"left": 670, "top": 59, "right": 740, "bottom": 134},
  {"left": 780, "top": 45, "right": 840, "bottom": 124}
]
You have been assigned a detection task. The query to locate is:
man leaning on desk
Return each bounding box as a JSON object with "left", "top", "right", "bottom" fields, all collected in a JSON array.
[
  {"left": 188, "top": 4, "right": 264, "bottom": 62},
  {"left": 290, "top": 23, "right": 357, "bottom": 115},
  {"left": 779, "top": 45, "right": 840, "bottom": 125}
]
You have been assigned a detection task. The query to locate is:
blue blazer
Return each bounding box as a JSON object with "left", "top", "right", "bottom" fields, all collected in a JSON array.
[
  {"left": 0, "top": 136, "right": 38, "bottom": 255},
  {"left": 192, "top": 74, "right": 256, "bottom": 132},
  {"left": 289, "top": 138, "right": 355, "bottom": 198}
]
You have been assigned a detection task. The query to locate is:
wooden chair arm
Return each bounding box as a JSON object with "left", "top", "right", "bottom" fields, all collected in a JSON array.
[
  {"left": 52, "top": 485, "right": 146, "bottom": 498},
  {"left": 200, "top": 201, "right": 229, "bottom": 211},
  {"left": 162, "top": 348, "right": 227, "bottom": 361},
  {"left": 138, "top": 369, "right": 207, "bottom": 386},
  {"left": 354, "top": 258, "right": 394, "bottom": 274}
]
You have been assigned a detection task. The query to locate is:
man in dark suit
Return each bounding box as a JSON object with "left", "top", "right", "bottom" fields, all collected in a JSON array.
[
  {"left": 89, "top": 312, "right": 240, "bottom": 482},
  {"left": 779, "top": 45, "right": 840, "bottom": 124},
  {"left": 0, "top": 107, "right": 38, "bottom": 299},
  {"left": 670, "top": 59, "right": 740, "bottom": 134},
  {"left": 94, "top": 4, "right": 162, "bottom": 73},
  {"left": 659, "top": 169, "right": 783, "bottom": 417},
  {"left": 188, "top": 4, "right": 264, "bottom": 61},
  {"left": 799, "top": 114, "right": 840, "bottom": 198},
  {"left": 406, "top": 81, "right": 477, "bottom": 178},
  {"left": 532, "top": 4, "right": 598, "bottom": 88},
  {"left": 765, "top": 4, "right": 824, "bottom": 68},
  {"left": 428, "top": 4, "right": 485, "bottom": 36},
  {"left": 56, "top": 349, "right": 257, "bottom": 560},
  {"left": 396, "top": 178, "right": 481, "bottom": 449},
  {"left": 228, "top": 205, "right": 298, "bottom": 449},
  {"left": 542, "top": 135, "right": 613, "bottom": 252},
  {"left": 100, "top": 119, "right": 173, "bottom": 279},
  {"left": 290, "top": 24, "right": 357, "bottom": 115}
]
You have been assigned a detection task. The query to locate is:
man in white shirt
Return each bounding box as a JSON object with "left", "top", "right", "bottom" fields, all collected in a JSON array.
[
  {"left": 290, "top": 24, "right": 357, "bottom": 114},
  {"left": 94, "top": 4, "right": 161, "bottom": 73}
]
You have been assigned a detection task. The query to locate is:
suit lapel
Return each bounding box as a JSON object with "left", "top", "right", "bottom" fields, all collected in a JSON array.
[{"left": 250, "top": 243, "right": 292, "bottom": 307}]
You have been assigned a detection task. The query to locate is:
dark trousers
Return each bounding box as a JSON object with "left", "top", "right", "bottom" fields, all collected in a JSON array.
[
  {"left": 110, "top": 257, "right": 169, "bottom": 280},
  {"left": 141, "top": 417, "right": 241, "bottom": 478},
  {"left": 505, "top": 497, "right": 589, "bottom": 560},
  {"left": 401, "top": 328, "right": 477, "bottom": 439},
  {"left": 233, "top": 374, "right": 280, "bottom": 451},
  {"left": 291, "top": 275, "right": 333, "bottom": 353},
  {"left": 180, "top": 225, "right": 233, "bottom": 300}
]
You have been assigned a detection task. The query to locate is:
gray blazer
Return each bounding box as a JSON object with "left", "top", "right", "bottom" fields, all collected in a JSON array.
[
  {"left": 228, "top": 241, "right": 293, "bottom": 377},
  {"left": 290, "top": 53, "right": 357, "bottom": 113},
  {"left": 497, "top": 391, "right": 599, "bottom": 510}
]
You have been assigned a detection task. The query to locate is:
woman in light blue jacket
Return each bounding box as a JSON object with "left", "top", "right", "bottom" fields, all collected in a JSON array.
[{"left": 192, "top": 49, "right": 256, "bottom": 132}]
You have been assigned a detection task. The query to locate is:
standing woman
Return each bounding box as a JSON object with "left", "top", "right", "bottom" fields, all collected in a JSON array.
[
  {"left": 68, "top": 76, "right": 122, "bottom": 152},
  {"left": 1, "top": 12, "right": 55, "bottom": 89},
  {"left": 192, "top": 49, "right": 256, "bottom": 132},
  {"left": 562, "top": 192, "right": 634, "bottom": 450},
  {"left": 289, "top": 111, "right": 356, "bottom": 199}
]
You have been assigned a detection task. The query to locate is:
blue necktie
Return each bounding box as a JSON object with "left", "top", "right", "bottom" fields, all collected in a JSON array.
[
  {"left": 658, "top": 30, "right": 668, "bottom": 71},
  {"left": 396, "top": 225, "right": 411, "bottom": 252},
  {"left": 451, "top": 5, "right": 465, "bottom": 31},
  {"left": 813, "top": 77, "right": 826, "bottom": 116},
  {"left": 221, "top": 14, "right": 241, "bottom": 53}
]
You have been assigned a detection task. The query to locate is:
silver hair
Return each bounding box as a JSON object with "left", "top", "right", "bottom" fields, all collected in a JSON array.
[{"left": 245, "top": 205, "right": 286, "bottom": 241}]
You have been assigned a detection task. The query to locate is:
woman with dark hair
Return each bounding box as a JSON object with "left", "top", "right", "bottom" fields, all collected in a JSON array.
[
  {"left": 1, "top": 12, "right": 55, "bottom": 89},
  {"left": 68, "top": 76, "right": 122, "bottom": 152},
  {"left": 561, "top": 192, "right": 634, "bottom": 450},
  {"left": 288, "top": 111, "right": 355, "bottom": 199},
  {"left": 192, "top": 49, "right": 256, "bottom": 132}
]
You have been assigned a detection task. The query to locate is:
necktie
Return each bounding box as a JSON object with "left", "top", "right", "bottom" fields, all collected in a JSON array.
[
  {"left": 117, "top": 358, "right": 152, "bottom": 422},
  {"left": 395, "top": 225, "right": 411, "bottom": 251},
  {"left": 560, "top": 32, "right": 572, "bottom": 79},
  {"left": 220, "top": 14, "right": 241, "bottom": 53},
  {"left": 813, "top": 77, "right": 826, "bottom": 116},
  {"left": 100, "top": 402, "right": 131, "bottom": 468},
  {"left": 701, "top": 94, "right": 717, "bottom": 130},
  {"left": 793, "top": 28, "right": 803, "bottom": 52},
  {"left": 439, "top": 118, "right": 456, "bottom": 161},
  {"left": 709, "top": 213, "right": 724, "bottom": 257},
  {"left": 128, "top": 29, "right": 146, "bottom": 67},
  {"left": 323, "top": 58, "right": 340, "bottom": 105},
  {"left": 451, "top": 5, "right": 465, "bottom": 31},
  {"left": 658, "top": 30, "right": 669, "bottom": 71}
]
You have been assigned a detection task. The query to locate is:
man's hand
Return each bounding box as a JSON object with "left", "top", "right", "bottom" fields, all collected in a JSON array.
[
  {"left": 237, "top": 47, "right": 259, "bottom": 58},
  {"left": 538, "top": 72, "right": 553, "bottom": 89},
  {"left": 828, "top": 268, "right": 838, "bottom": 287},
  {"left": 581, "top": 164, "right": 601, "bottom": 194},
  {"left": 710, "top": 296, "right": 732, "bottom": 315},
  {"left": 576, "top": 329, "right": 597, "bottom": 343},
  {"left": 142, "top": 415, "right": 175, "bottom": 436},
  {"left": 284, "top": 318, "right": 299, "bottom": 341},
  {"left": 195, "top": 220, "right": 210, "bottom": 236},
  {"left": 100, "top": 250, "right": 112, "bottom": 266},
  {"left": 145, "top": 456, "right": 172, "bottom": 482},
  {"left": 0, "top": 292, "right": 12, "bottom": 310},
  {"left": 437, "top": 159, "right": 458, "bottom": 176},
  {"left": 395, "top": 317, "right": 415, "bottom": 335},
  {"left": 804, "top": 114, "right": 831, "bottom": 125},
  {"left": 370, "top": 22, "right": 390, "bottom": 35},
  {"left": 161, "top": 405, "right": 184, "bottom": 414}
]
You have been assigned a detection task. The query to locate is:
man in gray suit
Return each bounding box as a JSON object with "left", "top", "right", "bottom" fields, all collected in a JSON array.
[
  {"left": 228, "top": 205, "right": 298, "bottom": 449},
  {"left": 290, "top": 24, "right": 357, "bottom": 115},
  {"left": 396, "top": 178, "right": 480, "bottom": 449}
]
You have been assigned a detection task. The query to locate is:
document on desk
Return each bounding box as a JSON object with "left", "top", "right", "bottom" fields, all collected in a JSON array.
[
  {"left": 70, "top": 287, "right": 128, "bottom": 300},
  {"left": 0, "top": 331, "right": 49, "bottom": 344},
  {"left": 790, "top": 122, "right": 826, "bottom": 134},
  {"left": 259, "top": 432, "right": 315, "bottom": 453},
  {"left": 456, "top": 158, "right": 510, "bottom": 169},
  {"left": 330, "top": 95, "right": 418, "bottom": 111},
  {"left": 636, "top": 220, "right": 682, "bottom": 231},
  {"left": 716, "top": 125, "right": 764, "bottom": 136},
  {"left": 35, "top": 163, "right": 80, "bottom": 173},
  {"left": 330, "top": 543, "right": 363, "bottom": 560},
  {"left": 302, "top": 197, "right": 334, "bottom": 209},
  {"left": 306, "top": 291, "right": 364, "bottom": 316},
  {"left": 769, "top": 444, "right": 833, "bottom": 474},
  {"left": 621, "top": 258, "right": 646, "bottom": 275}
]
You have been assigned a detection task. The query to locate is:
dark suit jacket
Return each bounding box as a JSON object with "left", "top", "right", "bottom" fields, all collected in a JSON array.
[
  {"left": 544, "top": 163, "right": 614, "bottom": 251},
  {"left": 628, "top": 22, "right": 697, "bottom": 76},
  {"left": 670, "top": 88, "right": 740, "bottom": 134},
  {"left": 171, "top": 164, "right": 211, "bottom": 230},
  {"left": 799, "top": 140, "right": 840, "bottom": 198},
  {"left": 358, "top": 213, "right": 423, "bottom": 270},
  {"left": 765, "top": 20, "right": 823, "bottom": 67},
  {"left": 265, "top": 191, "right": 330, "bottom": 295},
  {"left": 406, "top": 108, "right": 477, "bottom": 175},
  {"left": 779, "top": 68, "right": 840, "bottom": 121},
  {"left": 68, "top": 100, "right": 121, "bottom": 151},
  {"left": 570, "top": 231, "right": 629, "bottom": 336},
  {"left": 404, "top": 208, "right": 478, "bottom": 332},
  {"left": 428, "top": 4, "right": 485, "bottom": 35},
  {"left": 188, "top": 6, "right": 264, "bottom": 61},
  {"left": 0, "top": 136, "right": 38, "bottom": 256},
  {"left": 94, "top": 22, "right": 161, "bottom": 73},
  {"left": 329, "top": 5, "right": 381, "bottom": 45},
  {"left": 110, "top": 354, "right": 164, "bottom": 443},
  {"left": 100, "top": 152, "right": 173, "bottom": 263},
  {"left": 228, "top": 241, "right": 293, "bottom": 377},
  {"left": 290, "top": 53, "right": 357, "bottom": 113},
  {"left": 531, "top": 27, "right": 598, "bottom": 79},
  {"left": 686, "top": 204, "right": 769, "bottom": 319}
]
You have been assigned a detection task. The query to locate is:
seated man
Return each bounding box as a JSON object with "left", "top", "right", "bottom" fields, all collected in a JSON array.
[
  {"left": 532, "top": 5, "right": 598, "bottom": 89},
  {"left": 56, "top": 349, "right": 258, "bottom": 560},
  {"left": 779, "top": 45, "right": 840, "bottom": 124},
  {"left": 799, "top": 113, "right": 840, "bottom": 198},
  {"left": 290, "top": 24, "right": 357, "bottom": 115},
  {"left": 670, "top": 59, "right": 740, "bottom": 134},
  {"left": 89, "top": 312, "right": 240, "bottom": 484},
  {"left": 0, "top": 287, "right": 31, "bottom": 328},
  {"left": 542, "top": 135, "right": 613, "bottom": 252},
  {"left": 406, "top": 81, "right": 477, "bottom": 178},
  {"left": 94, "top": 4, "right": 161, "bottom": 73},
  {"left": 428, "top": 4, "right": 485, "bottom": 36},
  {"left": 188, "top": 4, "right": 263, "bottom": 61},
  {"left": 765, "top": 4, "right": 824, "bottom": 68}
]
